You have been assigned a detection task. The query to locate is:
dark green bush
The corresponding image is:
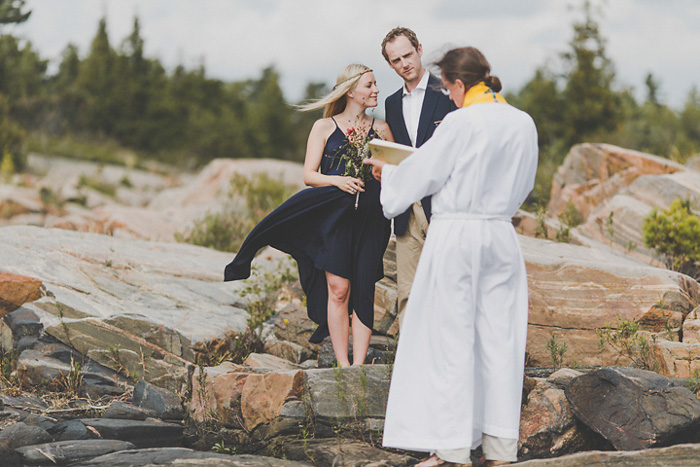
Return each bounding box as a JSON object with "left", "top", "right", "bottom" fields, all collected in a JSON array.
[{"left": 643, "top": 197, "right": 700, "bottom": 277}]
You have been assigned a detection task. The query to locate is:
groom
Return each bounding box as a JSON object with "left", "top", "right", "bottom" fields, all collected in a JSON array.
[{"left": 381, "top": 27, "right": 456, "bottom": 328}]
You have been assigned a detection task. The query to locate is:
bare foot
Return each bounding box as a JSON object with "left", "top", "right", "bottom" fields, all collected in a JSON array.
[{"left": 414, "top": 454, "right": 446, "bottom": 467}]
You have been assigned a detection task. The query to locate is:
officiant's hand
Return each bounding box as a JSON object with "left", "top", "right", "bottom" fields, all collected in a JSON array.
[
  {"left": 364, "top": 159, "right": 386, "bottom": 182},
  {"left": 337, "top": 176, "right": 365, "bottom": 194}
]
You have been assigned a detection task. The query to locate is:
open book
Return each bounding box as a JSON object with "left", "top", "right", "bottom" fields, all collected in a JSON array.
[{"left": 368, "top": 139, "right": 414, "bottom": 165}]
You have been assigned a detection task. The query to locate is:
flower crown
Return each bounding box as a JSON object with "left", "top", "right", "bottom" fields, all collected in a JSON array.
[{"left": 332, "top": 69, "right": 373, "bottom": 91}]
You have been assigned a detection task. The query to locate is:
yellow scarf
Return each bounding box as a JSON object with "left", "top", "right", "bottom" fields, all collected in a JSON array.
[{"left": 462, "top": 82, "right": 507, "bottom": 108}]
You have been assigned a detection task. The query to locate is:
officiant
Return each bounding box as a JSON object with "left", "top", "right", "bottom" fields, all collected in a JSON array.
[{"left": 365, "top": 46, "right": 538, "bottom": 466}]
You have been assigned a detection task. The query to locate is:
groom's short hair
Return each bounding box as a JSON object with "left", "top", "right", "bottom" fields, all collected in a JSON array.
[{"left": 381, "top": 27, "right": 420, "bottom": 62}]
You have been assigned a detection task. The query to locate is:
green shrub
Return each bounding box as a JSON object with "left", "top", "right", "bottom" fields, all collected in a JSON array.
[
  {"left": 176, "top": 173, "right": 297, "bottom": 253},
  {"left": 597, "top": 316, "right": 660, "bottom": 371},
  {"left": 642, "top": 197, "right": 700, "bottom": 277}
]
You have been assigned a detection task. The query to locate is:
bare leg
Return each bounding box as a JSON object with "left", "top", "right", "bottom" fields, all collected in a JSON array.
[
  {"left": 326, "top": 271, "right": 351, "bottom": 367},
  {"left": 351, "top": 312, "right": 372, "bottom": 365}
]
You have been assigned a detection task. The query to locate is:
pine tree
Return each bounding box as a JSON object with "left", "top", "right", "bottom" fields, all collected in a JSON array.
[{"left": 560, "top": 0, "right": 620, "bottom": 146}]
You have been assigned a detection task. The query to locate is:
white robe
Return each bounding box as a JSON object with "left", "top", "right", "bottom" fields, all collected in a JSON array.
[{"left": 380, "top": 102, "right": 538, "bottom": 452}]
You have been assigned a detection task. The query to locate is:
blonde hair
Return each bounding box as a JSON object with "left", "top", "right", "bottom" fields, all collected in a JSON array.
[{"left": 299, "top": 64, "right": 372, "bottom": 118}]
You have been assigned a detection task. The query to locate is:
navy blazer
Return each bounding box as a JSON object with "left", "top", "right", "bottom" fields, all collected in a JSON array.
[{"left": 385, "top": 73, "right": 457, "bottom": 236}]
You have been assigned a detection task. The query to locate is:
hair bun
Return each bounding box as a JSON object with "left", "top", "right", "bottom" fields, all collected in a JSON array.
[{"left": 485, "top": 75, "right": 502, "bottom": 93}]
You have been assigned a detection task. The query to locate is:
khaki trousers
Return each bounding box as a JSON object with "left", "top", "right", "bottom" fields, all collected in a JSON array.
[
  {"left": 396, "top": 202, "right": 429, "bottom": 329},
  {"left": 436, "top": 434, "right": 518, "bottom": 463}
]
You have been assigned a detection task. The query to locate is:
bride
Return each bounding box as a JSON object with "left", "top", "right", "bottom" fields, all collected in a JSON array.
[{"left": 225, "top": 64, "right": 394, "bottom": 367}]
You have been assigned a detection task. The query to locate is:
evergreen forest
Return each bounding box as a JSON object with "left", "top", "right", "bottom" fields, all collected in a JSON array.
[{"left": 1, "top": 0, "right": 700, "bottom": 208}]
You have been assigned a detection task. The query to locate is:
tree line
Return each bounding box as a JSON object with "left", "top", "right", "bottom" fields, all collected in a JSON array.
[
  {"left": 0, "top": 1, "right": 325, "bottom": 172},
  {"left": 506, "top": 1, "right": 700, "bottom": 206},
  {"left": 1, "top": 1, "right": 700, "bottom": 207}
]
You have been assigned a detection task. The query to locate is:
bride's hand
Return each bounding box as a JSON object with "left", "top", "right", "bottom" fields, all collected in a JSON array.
[
  {"left": 338, "top": 176, "right": 365, "bottom": 194},
  {"left": 363, "top": 159, "right": 386, "bottom": 182}
]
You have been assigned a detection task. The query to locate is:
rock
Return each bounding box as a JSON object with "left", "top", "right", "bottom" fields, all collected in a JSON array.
[
  {"left": 132, "top": 380, "right": 184, "bottom": 420},
  {"left": 573, "top": 170, "right": 700, "bottom": 265},
  {"left": 16, "top": 439, "right": 136, "bottom": 465},
  {"left": 512, "top": 209, "right": 564, "bottom": 242},
  {"left": 80, "top": 418, "right": 184, "bottom": 448},
  {"left": 653, "top": 339, "right": 700, "bottom": 378},
  {"left": 263, "top": 335, "right": 309, "bottom": 364},
  {"left": 14, "top": 344, "right": 130, "bottom": 398},
  {"left": 518, "top": 380, "right": 600, "bottom": 459},
  {"left": 382, "top": 236, "right": 397, "bottom": 283},
  {"left": 0, "top": 272, "right": 42, "bottom": 315},
  {"left": 515, "top": 442, "right": 700, "bottom": 466},
  {"left": 521, "top": 235, "right": 700, "bottom": 367},
  {"left": 279, "top": 400, "right": 306, "bottom": 419},
  {"left": 272, "top": 302, "right": 319, "bottom": 349},
  {"left": 0, "top": 421, "right": 52, "bottom": 448},
  {"left": 565, "top": 367, "right": 700, "bottom": 450},
  {"left": 102, "top": 401, "right": 158, "bottom": 421},
  {"left": 16, "top": 413, "right": 57, "bottom": 432},
  {"left": 0, "top": 224, "right": 257, "bottom": 390},
  {"left": 47, "top": 420, "right": 92, "bottom": 441},
  {"left": 546, "top": 368, "right": 584, "bottom": 389},
  {"left": 548, "top": 143, "right": 685, "bottom": 221},
  {"left": 303, "top": 365, "right": 391, "bottom": 426},
  {"left": 373, "top": 277, "right": 399, "bottom": 335},
  {"left": 0, "top": 307, "right": 42, "bottom": 350},
  {"left": 0, "top": 438, "right": 21, "bottom": 467},
  {"left": 16, "top": 349, "right": 77, "bottom": 388},
  {"left": 1, "top": 394, "right": 49, "bottom": 412},
  {"left": 190, "top": 362, "right": 304, "bottom": 432},
  {"left": 244, "top": 352, "right": 302, "bottom": 371},
  {"left": 683, "top": 310, "right": 700, "bottom": 344},
  {"left": 0, "top": 184, "right": 44, "bottom": 222},
  {"left": 240, "top": 370, "right": 304, "bottom": 432},
  {"left": 71, "top": 448, "right": 313, "bottom": 467},
  {"left": 271, "top": 438, "right": 416, "bottom": 467}
]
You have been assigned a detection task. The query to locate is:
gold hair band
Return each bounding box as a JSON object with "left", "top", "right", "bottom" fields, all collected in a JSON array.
[{"left": 332, "top": 69, "right": 373, "bottom": 90}]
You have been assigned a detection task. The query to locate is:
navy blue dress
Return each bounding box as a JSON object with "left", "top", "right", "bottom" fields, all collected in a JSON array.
[{"left": 224, "top": 119, "right": 391, "bottom": 343}]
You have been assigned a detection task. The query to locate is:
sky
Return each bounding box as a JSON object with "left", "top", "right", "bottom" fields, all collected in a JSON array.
[{"left": 8, "top": 0, "right": 700, "bottom": 113}]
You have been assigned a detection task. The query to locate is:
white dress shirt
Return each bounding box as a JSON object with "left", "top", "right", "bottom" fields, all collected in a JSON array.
[{"left": 401, "top": 71, "right": 430, "bottom": 147}]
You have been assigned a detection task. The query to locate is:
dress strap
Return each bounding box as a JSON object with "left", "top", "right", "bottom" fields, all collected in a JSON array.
[
  {"left": 368, "top": 118, "right": 375, "bottom": 136},
  {"left": 331, "top": 116, "right": 340, "bottom": 129}
]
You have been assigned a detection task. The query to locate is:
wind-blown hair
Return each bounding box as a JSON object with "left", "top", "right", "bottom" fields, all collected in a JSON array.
[{"left": 299, "top": 64, "right": 372, "bottom": 118}]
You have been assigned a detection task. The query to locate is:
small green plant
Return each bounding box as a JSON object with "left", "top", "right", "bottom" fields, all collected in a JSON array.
[
  {"left": 545, "top": 333, "right": 567, "bottom": 370},
  {"left": 643, "top": 197, "right": 700, "bottom": 277},
  {"left": 61, "top": 356, "right": 83, "bottom": 396},
  {"left": 534, "top": 204, "right": 549, "bottom": 240},
  {"left": 555, "top": 199, "right": 584, "bottom": 243},
  {"left": 597, "top": 316, "right": 660, "bottom": 371},
  {"left": 39, "top": 186, "right": 61, "bottom": 207},
  {"left": 212, "top": 441, "right": 236, "bottom": 455},
  {"left": 605, "top": 211, "right": 615, "bottom": 246},
  {"left": 78, "top": 174, "right": 117, "bottom": 197},
  {"left": 119, "top": 175, "right": 133, "bottom": 188},
  {"left": 656, "top": 293, "right": 676, "bottom": 341},
  {"left": 625, "top": 240, "right": 637, "bottom": 253},
  {"left": 0, "top": 348, "right": 18, "bottom": 386},
  {"left": 687, "top": 369, "right": 700, "bottom": 395}
]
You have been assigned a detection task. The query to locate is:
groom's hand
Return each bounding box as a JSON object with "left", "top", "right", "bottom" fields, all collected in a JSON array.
[{"left": 364, "top": 159, "right": 386, "bottom": 182}]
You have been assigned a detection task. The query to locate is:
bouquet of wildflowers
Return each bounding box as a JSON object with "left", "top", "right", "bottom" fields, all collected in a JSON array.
[{"left": 340, "top": 126, "right": 379, "bottom": 209}]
